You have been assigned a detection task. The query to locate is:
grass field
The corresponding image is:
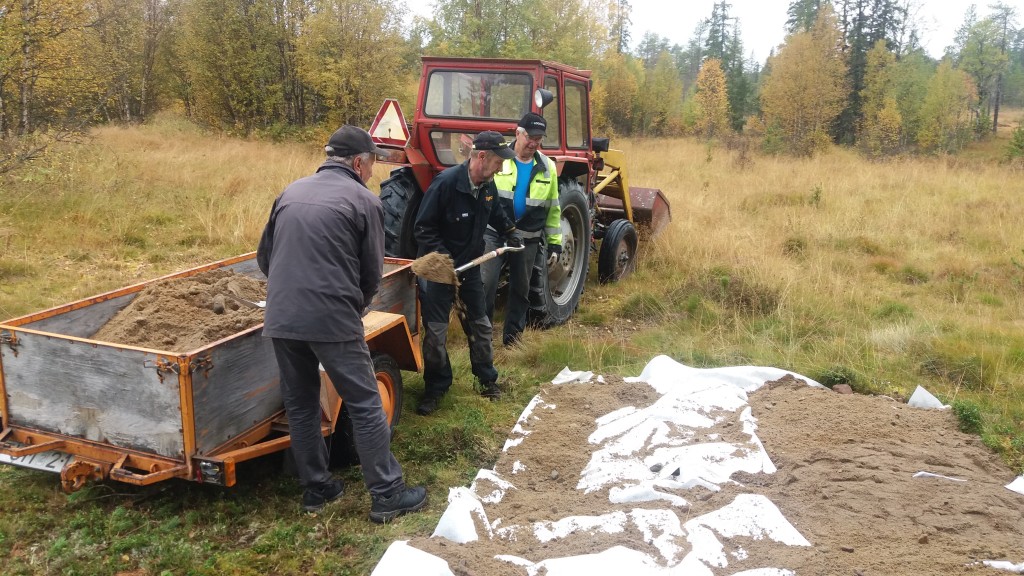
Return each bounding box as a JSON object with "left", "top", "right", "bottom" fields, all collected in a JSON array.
[{"left": 1, "top": 113, "right": 1022, "bottom": 575}]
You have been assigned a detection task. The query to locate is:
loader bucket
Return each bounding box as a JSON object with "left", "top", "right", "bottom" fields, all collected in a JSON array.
[{"left": 596, "top": 187, "right": 672, "bottom": 237}]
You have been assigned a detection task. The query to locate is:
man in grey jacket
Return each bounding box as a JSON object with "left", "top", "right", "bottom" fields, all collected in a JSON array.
[{"left": 257, "top": 125, "right": 426, "bottom": 522}]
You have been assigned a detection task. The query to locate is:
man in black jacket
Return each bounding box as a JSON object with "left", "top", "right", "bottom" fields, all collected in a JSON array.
[
  {"left": 413, "top": 131, "right": 517, "bottom": 416},
  {"left": 257, "top": 125, "right": 426, "bottom": 522}
]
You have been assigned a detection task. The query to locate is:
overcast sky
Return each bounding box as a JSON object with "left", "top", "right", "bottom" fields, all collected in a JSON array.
[
  {"left": 627, "top": 0, "right": 986, "bottom": 61},
  {"left": 408, "top": 0, "right": 990, "bottom": 61}
]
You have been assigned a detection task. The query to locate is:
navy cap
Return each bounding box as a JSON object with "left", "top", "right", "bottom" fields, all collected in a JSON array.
[
  {"left": 472, "top": 131, "right": 515, "bottom": 159},
  {"left": 518, "top": 112, "right": 547, "bottom": 137},
  {"left": 325, "top": 125, "right": 388, "bottom": 158}
]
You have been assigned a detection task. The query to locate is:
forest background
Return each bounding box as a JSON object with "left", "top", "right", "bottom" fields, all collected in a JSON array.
[{"left": 1, "top": 0, "right": 1023, "bottom": 167}]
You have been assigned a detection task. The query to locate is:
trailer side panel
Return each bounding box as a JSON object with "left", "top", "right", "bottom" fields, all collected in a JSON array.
[
  {"left": 191, "top": 331, "right": 281, "bottom": 455},
  {"left": 1, "top": 334, "right": 184, "bottom": 458}
]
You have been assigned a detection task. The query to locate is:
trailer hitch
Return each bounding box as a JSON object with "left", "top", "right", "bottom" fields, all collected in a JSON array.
[{"left": 61, "top": 459, "right": 110, "bottom": 493}]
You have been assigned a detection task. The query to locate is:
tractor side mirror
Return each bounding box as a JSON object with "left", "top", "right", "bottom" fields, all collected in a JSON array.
[
  {"left": 592, "top": 137, "right": 610, "bottom": 153},
  {"left": 534, "top": 88, "right": 554, "bottom": 109}
]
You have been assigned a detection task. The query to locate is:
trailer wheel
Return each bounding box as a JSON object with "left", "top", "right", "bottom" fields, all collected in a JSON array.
[
  {"left": 330, "top": 353, "right": 404, "bottom": 467},
  {"left": 528, "top": 179, "right": 590, "bottom": 327},
  {"left": 598, "top": 219, "right": 638, "bottom": 283},
  {"left": 379, "top": 168, "right": 421, "bottom": 258}
]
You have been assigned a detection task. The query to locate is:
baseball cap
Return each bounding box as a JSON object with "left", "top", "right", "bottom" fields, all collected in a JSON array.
[
  {"left": 472, "top": 131, "right": 516, "bottom": 159},
  {"left": 518, "top": 112, "right": 547, "bottom": 137},
  {"left": 324, "top": 125, "right": 389, "bottom": 159}
]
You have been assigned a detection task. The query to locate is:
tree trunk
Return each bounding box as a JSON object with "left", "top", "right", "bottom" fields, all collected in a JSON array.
[
  {"left": 19, "top": 0, "right": 35, "bottom": 135},
  {"left": 992, "top": 73, "right": 1001, "bottom": 134}
]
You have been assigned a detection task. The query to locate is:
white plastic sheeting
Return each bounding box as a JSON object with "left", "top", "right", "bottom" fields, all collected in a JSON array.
[
  {"left": 907, "top": 385, "right": 950, "bottom": 409},
  {"left": 1008, "top": 476, "right": 1024, "bottom": 496},
  {"left": 372, "top": 356, "right": 823, "bottom": 575}
]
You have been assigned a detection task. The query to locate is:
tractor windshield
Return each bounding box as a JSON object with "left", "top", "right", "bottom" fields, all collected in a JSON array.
[{"left": 423, "top": 70, "right": 532, "bottom": 121}]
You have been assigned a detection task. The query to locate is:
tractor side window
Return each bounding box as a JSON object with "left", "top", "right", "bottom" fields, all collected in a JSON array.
[
  {"left": 424, "top": 71, "right": 532, "bottom": 120},
  {"left": 565, "top": 80, "right": 589, "bottom": 149},
  {"left": 542, "top": 76, "right": 561, "bottom": 149}
]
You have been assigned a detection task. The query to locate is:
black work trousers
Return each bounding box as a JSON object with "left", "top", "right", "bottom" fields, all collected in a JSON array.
[
  {"left": 480, "top": 228, "right": 542, "bottom": 346},
  {"left": 272, "top": 337, "right": 404, "bottom": 497},
  {"left": 419, "top": 267, "right": 499, "bottom": 398}
]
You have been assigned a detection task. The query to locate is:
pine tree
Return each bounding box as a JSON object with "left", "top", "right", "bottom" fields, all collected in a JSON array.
[
  {"left": 608, "top": 0, "right": 632, "bottom": 54},
  {"left": 785, "top": 0, "right": 823, "bottom": 34}
]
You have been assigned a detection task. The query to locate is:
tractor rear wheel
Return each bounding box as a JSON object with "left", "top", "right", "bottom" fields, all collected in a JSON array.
[
  {"left": 598, "top": 219, "right": 638, "bottom": 283},
  {"left": 330, "top": 353, "right": 404, "bottom": 466},
  {"left": 529, "top": 179, "right": 590, "bottom": 327},
  {"left": 379, "top": 168, "right": 421, "bottom": 258}
]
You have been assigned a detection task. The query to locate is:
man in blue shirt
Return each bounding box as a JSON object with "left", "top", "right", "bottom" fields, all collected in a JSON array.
[{"left": 483, "top": 113, "right": 562, "bottom": 347}]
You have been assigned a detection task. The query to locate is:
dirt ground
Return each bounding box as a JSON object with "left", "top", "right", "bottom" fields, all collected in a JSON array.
[
  {"left": 408, "top": 375, "right": 1024, "bottom": 575},
  {"left": 91, "top": 269, "right": 266, "bottom": 351}
]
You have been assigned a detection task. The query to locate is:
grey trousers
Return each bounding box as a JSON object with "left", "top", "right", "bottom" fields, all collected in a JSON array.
[{"left": 272, "top": 337, "right": 404, "bottom": 497}]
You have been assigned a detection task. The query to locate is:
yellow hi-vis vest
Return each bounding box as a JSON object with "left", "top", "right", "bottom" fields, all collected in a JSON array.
[{"left": 492, "top": 152, "right": 561, "bottom": 248}]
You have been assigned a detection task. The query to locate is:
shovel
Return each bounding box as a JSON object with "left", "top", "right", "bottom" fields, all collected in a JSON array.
[
  {"left": 223, "top": 293, "right": 266, "bottom": 309},
  {"left": 412, "top": 245, "right": 524, "bottom": 285}
]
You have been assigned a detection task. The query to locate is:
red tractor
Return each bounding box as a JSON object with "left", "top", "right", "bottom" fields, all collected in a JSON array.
[{"left": 372, "top": 57, "right": 671, "bottom": 327}]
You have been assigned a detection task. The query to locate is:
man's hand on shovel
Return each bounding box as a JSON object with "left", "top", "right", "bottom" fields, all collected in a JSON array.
[{"left": 412, "top": 244, "right": 525, "bottom": 286}]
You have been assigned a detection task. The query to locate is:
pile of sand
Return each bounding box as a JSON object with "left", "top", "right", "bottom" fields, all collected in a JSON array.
[
  {"left": 406, "top": 375, "right": 1024, "bottom": 575},
  {"left": 91, "top": 269, "right": 266, "bottom": 352}
]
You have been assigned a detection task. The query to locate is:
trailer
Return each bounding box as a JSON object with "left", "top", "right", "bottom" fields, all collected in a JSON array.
[{"left": 0, "top": 253, "right": 420, "bottom": 492}]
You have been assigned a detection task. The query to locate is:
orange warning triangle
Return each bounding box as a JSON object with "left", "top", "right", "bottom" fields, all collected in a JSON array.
[{"left": 369, "top": 99, "right": 410, "bottom": 147}]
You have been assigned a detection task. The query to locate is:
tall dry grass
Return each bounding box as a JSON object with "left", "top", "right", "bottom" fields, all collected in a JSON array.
[
  {"left": 0, "top": 114, "right": 396, "bottom": 317},
  {"left": 2, "top": 113, "right": 1022, "bottom": 468},
  {"left": 591, "top": 134, "right": 1023, "bottom": 466}
]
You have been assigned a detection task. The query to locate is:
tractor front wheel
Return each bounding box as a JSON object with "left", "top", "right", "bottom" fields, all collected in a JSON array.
[{"left": 598, "top": 219, "right": 638, "bottom": 283}]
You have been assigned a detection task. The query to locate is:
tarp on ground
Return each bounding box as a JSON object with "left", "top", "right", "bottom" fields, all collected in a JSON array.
[{"left": 371, "top": 355, "right": 1024, "bottom": 575}]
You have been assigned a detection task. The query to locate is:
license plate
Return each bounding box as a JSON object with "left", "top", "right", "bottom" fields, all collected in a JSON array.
[{"left": 0, "top": 447, "right": 73, "bottom": 474}]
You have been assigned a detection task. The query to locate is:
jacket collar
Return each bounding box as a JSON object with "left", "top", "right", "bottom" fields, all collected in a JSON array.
[
  {"left": 315, "top": 160, "right": 364, "bottom": 185},
  {"left": 457, "top": 160, "right": 482, "bottom": 196},
  {"left": 502, "top": 151, "right": 550, "bottom": 179}
]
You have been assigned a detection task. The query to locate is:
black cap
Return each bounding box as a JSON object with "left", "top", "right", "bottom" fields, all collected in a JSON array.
[
  {"left": 518, "top": 112, "right": 547, "bottom": 137},
  {"left": 324, "top": 125, "right": 388, "bottom": 158},
  {"left": 472, "top": 131, "right": 516, "bottom": 159}
]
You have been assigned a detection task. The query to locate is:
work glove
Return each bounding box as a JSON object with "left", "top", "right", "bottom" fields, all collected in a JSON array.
[
  {"left": 547, "top": 244, "right": 562, "bottom": 266},
  {"left": 506, "top": 229, "right": 523, "bottom": 249}
]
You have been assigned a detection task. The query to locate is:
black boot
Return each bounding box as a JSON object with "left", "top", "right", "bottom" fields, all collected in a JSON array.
[
  {"left": 416, "top": 395, "right": 442, "bottom": 415},
  {"left": 479, "top": 380, "right": 501, "bottom": 400},
  {"left": 369, "top": 486, "right": 427, "bottom": 524},
  {"left": 302, "top": 478, "right": 345, "bottom": 513}
]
